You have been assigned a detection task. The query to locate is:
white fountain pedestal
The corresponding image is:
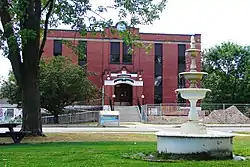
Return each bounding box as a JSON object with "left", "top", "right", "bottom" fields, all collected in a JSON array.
[
  {"left": 156, "top": 131, "right": 234, "bottom": 159},
  {"left": 155, "top": 36, "right": 235, "bottom": 160},
  {"left": 156, "top": 88, "right": 235, "bottom": 159}
]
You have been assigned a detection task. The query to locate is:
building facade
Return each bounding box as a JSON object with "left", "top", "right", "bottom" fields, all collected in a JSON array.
[{"left": 43, "top": 28, "right": 201, "bottom": 106}]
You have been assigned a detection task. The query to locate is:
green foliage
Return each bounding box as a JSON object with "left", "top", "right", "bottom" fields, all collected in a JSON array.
[
  {"left": 0, "top": 56, "right": 98, "bottom": 115},
  {"left": 0, "top": 71, "right": 22, "bottom": 106},
  {"left": 1, "top": 0, "right": 167, "bottom": 57},
  {"left": 40, "top": 56, "right": 98, "bottom": 115},
  {"left": 1, "top": 0, "right": 167, "bottom": 130},
  {"left": 63, "top": 40, "right": 87, "bottom": 62},
  {"left": 0, "top": 136, "right": 250, "bottom": 166},
  {"left": 202, "top": 42, "right": 250, "bottom": 104}
]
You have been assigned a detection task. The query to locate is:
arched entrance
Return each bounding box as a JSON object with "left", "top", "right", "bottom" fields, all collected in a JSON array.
[{"left": 114, "top": 84, "right": 133, "bottom": 106}]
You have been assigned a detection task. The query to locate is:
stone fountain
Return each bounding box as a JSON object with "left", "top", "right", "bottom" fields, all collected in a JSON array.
[{"left": 156, "top": 36, "right": 235, "bottom": 160}]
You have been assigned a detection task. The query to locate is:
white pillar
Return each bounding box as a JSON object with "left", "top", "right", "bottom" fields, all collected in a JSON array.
[{"left": 188, "top": 99, "right": 198, "bottom": 121}]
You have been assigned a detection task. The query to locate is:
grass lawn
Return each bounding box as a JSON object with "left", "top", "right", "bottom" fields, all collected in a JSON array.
[
  {"left": 233, "top": 132, "right": 250, "bottom": 135},
  {"left": 0, "top": 133, "right": 249, "bottom": 167}
]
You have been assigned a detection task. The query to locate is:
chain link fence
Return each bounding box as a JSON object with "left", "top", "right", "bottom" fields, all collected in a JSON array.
[
  {"left": 41, "top": 111, "right": 99, "bottom": 124},
  {"left": 141, "top": 103, "right": 250, "bottom": 124}
]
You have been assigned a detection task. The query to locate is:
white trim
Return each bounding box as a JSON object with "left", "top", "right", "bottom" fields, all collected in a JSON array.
[
  {"left": 110, "top": 73, "right": 138, "bottom": 78},
  {"left": 104, "top": 79, "right": 143, "bottom": 86},
  {"left": 47, "top": 37, "right": 196, "bottom": 45}
]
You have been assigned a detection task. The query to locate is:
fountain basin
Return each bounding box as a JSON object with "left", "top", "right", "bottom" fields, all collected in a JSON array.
[
  {"left": 186, "top": 48, "right": 201, "bottom": 57},
  {"left": 179, "top": 72, "right": 207, "bottom": 81},
  {"left": 156, "top": 131, "right": 235, "bottom": 160},
  {"left": 175, "top": 88, "right": 211, "bottom": 100}
]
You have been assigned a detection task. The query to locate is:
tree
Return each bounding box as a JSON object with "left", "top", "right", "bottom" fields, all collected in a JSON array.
[
  {"left": 0, "top": 0, "right": 167, "bottom": 135},
  {"left": 1, "top": 56, "right": 98, "bottom": 123},
  {"left": 40, "top": 56, "right": 98, "bottom": 123},
  {"left": 202, "top": 42, "right": 250, "bottom": 104}
]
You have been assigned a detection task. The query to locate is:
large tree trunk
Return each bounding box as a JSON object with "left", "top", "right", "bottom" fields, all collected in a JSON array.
[
  {"left": 1, "top": 0, "right": 46, "bottom": 136},
  {"left": 21, "top": 70, "right": 44, "bottom": 136},
  {"left": 19, "top": 0, "right": 44, "bottom": 136}
]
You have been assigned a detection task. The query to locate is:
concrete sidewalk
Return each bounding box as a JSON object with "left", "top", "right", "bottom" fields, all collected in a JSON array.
[
  {"left": 4, "top": 122, "right": 249, "bottom": 136},
  {"left": 42, "top": 122, "right": 250, "bottom": 128}
]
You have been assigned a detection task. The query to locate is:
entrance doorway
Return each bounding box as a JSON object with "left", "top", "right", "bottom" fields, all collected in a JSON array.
[{"left": 114, "top": 84, "right": 133, "bottom": 106}]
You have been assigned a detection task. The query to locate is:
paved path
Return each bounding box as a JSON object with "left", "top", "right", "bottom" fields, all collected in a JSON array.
[{"left": 1, "top": 123, "right": 250, "bottom": 136}]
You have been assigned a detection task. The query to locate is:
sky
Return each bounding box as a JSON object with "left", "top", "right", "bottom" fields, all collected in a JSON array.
[{"left": 1, "top": 0, "right": 250, "bottom": 80}]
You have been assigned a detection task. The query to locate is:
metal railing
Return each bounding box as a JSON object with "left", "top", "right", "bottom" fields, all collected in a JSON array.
[
  {"left": 41, "top": 111, "right": 99, "bottom": 124},
  {"left": 200, "top": 103, "right": 250, "bottom": 113},
  {"left": 141, "top": 103, "right": 250, "bottom": 123}
]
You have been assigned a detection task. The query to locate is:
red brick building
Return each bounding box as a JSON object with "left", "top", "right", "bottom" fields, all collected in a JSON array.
[{"left": 43, "top": 27, "right": 201, "bottom": 106}]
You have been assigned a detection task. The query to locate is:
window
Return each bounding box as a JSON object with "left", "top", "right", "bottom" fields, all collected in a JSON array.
[
  {"left": 178, "top": 44, "right": 186, "bottom": 73},
  {"left": 178, "top": 56, "right": 185, "bottom": 65},
  {"left": 178, "top": 76, "right": 185, "bottom": 88},
  {"left": 154, "top": 76, "right": 162, "bottom": 87},
  {"left": 53, "top": 40, "right": 62, "bottom": 56},
  {"left": 155, "top": 43, "right": 163, "bottom": 57},
  {"left": 178, "top": 44, "right": 186, "bottom": 103},
  {"left": 178, "top": 44, "right": 186, "bottom": 57},
  {"left": 154, "top": 43, "right": 163, "bottom": 104},
  {"left": 154, "top": 75, "right": 162, "bottom": 104},
  {"left": 123, "top": 43, "right": 132, "bottom": 64},
  {"left": 78, "top": 41, "right": 87, "bottom": 66},
  {"left": 178, "top": 63, "right": 185, "bottom": 73},
  {"left": 6, "top": 109, "right": 14, "bottom": 118},
  {"left": 110, "top": 42, "right": 120, "bottom": 64}
]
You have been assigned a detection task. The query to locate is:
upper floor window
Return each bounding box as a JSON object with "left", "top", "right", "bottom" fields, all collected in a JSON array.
[
  {"left": 53, "top": 40, "right": 62, "bottom": 56},
  {"left": 155, "top": 43, "right": 163, "bottom": 61},
  {"left": 123, "top": 43, "right": 132, "bottom": 64},
  {"left": 154, "top": 43, "right": 163, "bottom": 75},
  {"left": 178, "top": 44, "right": 186, "bottom": 72},
  {"left": 178, "top": 44, "right": 186, "bottom": 57},
  {"left": 78, "top": 40, "right": 87, "bottom": 66},
  {"left": 110, "top": 42, "right": 120, "bottom": 64}
]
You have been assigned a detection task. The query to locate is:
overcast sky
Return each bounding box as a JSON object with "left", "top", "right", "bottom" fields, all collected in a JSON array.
[{"left": 1, "top": 0, "right": 250, "bottom": 79}]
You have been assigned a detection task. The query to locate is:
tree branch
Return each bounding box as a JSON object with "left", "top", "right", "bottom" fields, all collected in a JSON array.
[
  {"left": 39, "top": 0, "right": 54, "bottom": 58},
  {"left": 0, "top": 0, "right": 23, "bottom": 86},
  {"left": 90, "top": 9, "right": 105, "bottom": 20},
  {"left": 41, "top": 0, "right": 51, "bottom": 12}
]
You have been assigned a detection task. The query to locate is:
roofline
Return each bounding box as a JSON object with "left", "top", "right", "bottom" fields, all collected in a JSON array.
[
  {"left": 47, "top": 36, "right": 201, "bottom": 44},
  {"left": 140, "top": 32, "right": 201, "bottom": 36},
  {"left": 48, "top": 29, "right": 101, "bottom": 33},
  {"left": 48, "top": 29, "right": 201, "bottom": 37}
]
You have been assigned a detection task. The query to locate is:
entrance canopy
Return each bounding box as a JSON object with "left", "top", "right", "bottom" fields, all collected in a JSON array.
[
  {"left": 104, "top": 66, "right": 143, "bottom": 86},
  {"left": 103, "top": 66, "right": 144, "bottom": 106},
  {"left": 104, "top": 79, "right": 143, "bottom": 86}
]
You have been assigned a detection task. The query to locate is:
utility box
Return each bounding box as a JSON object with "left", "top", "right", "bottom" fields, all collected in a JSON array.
[{"left": 99, "top": 111, "right": 120, "bottom": 126}]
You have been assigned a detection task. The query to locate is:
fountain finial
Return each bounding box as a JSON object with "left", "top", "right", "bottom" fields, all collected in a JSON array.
[{"left": 190, "top": 35, "right": 196, "bottom": 49}]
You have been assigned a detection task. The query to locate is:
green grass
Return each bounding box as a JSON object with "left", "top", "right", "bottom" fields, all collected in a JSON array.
[
  {"left": 0, "top": 135, "right": 249, "bottom": 167},
  {"left": 233, "top": 131, "right": 250, "bottom": 135}
]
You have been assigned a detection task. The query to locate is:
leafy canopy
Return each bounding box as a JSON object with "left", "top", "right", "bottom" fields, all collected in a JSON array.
[
  {"left": 0, "top": 0, "right": 167, "bottom": 132},
  {"left": 1, "top": 0, "right": 167, "bottom": 56},
  {"left": 0, "top": 56, "right": 98, "bottom": 115},
  {"left": 202, "top": 42, "right": 250, "bottom": 104}
]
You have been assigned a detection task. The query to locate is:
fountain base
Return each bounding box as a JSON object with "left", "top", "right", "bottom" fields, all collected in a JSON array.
[
  {"left": 156, "top": 131, "right": 234, "bottom": 160},
  {"left": 180, "top": 120, "right": 207, "bottom": 134}
]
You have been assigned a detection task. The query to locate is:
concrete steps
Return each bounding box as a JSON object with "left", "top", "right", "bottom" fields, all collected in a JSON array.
[{"left": 114, "top": 106, "right": 141, "bottom": 122}]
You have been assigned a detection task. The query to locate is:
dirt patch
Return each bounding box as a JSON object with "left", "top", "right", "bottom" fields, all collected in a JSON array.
[
  {"left": 147, "top": 106, "right": 250, "bottom": 124},
  {"left": 204, "top": 106, "right": 250, "bottom": 124}
]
